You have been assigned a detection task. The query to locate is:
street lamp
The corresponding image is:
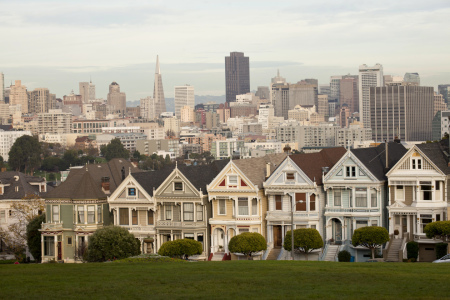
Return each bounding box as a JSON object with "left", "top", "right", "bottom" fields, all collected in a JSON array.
[{"left": 290, "top": 194, "right": 304, "bottom": 260}]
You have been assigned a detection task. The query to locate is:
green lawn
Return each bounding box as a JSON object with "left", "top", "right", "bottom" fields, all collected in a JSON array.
[{"left": 0, "top": 261, "right": 448, "bottom": 299}]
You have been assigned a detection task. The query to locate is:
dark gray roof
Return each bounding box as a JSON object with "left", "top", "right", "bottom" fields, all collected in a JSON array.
[
  {"left": 416, "top": 143, "right": 450, "bottom": 174},
  {"left": 0, "top": 172, "right": 46, "bottom": 200},
  {"left": 352, "top": 142, "right": 407, "bottom": 180}
]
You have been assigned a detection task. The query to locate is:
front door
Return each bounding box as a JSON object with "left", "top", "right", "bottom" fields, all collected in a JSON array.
[
  {"left": 402, "top": 216, "right": 407, "bottom": 237},
  {"left": 333, "top": 219, "right": 342, "bottom": 242},
  {"left": 273, "top": 226, "right": 282, "bottom": 247},
  {"left": 57, "top": 241, "right": 62, "bottom": 261}
]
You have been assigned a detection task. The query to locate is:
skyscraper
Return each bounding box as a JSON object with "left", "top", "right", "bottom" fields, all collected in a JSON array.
[
  {"left": 174, "top": 85, "right": 194, "bottom": 119},
  {"left": 89, "top": 80, "right": 96, "bottom": 101},
  {"left": 438, "top": 84, "right": 450, "bottom": 103},
  {"left": 225, "top": 52, "right": 250, "bottom": 103},
  {"left": 153, "top": 55, "right": 166, "bottom": 118},
  {"left": 79, "top": 82, "right": 89, "bottom": 103},
  {"left": 340, "top": 75, "right": 359, "bottom": 113},
  {"left": 370, "top": 85, "right": 434, "bottom": 142},
  {"left": 403, "top": 73, "right": 420, "bottom": 86},
  {"left": 359, "top": 64, "right": 384, "bottom": 128},
  {"left": 28, "top": 88, "right": 56, "bottom": 114},
  {"left": 9, "top": 80, "right": 28, "bottom": 113},
  {"left": 107, "top": 82, "right": 126, "bottom": 114},
  {"left": 0, "top": 72, "right": 4, "bottom": 104}
]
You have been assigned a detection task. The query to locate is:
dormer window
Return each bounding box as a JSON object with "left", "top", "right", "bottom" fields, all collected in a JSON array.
[
  {"left": 228, "top": 176, "right": 238, "bottom": 186},
  {"left": 412, "top": 158, "right": 422, "bottom": 170},
  {"left": 128, "top": 188, "right": 136, "bottom": 196},
  {"left": 346, "top": 166, "right": 356, "bottom": 177},
  {"left": 286, "top": 173, "right": 295, "bottom": 181},
  {"left": 174, "top": 182, "right": 183, "bottom": 191}
]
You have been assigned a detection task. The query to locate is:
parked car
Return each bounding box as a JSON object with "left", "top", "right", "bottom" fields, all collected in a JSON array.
[{"left": 432, "top": 254, "right": 450, "bottom": 263}]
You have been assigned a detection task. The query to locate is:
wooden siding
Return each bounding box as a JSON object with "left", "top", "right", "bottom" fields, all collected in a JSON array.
[{"left": 405, "top": 186, "right": 413, "bottom": 206}]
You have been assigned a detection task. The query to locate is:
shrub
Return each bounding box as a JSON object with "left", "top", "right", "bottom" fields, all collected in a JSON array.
[
  {"left": 26, "top": 214, "right": 46, "bottom": 262},
  {"left": 283, "top": 228, "right": 323, "bottom": 261},
  {"left": 338, "top": 250, "right": 351, "bottom": 262},
  {"left": 158, "top": 239, "right": 202, "bottom": 259},
  {"left": 352, "top": 226, "right": 389, "bottom": 259},
  {"left": 436, "top": 242, "right": 448, "bottom": 260},
  {"left": 406, "top": 241, "right": 419, "bottom": 260},
  {"left": 424, "top": 221, "right": 450, "bottom": 239},
  {"left": 228, "top": 232, "right": 267, "bottom": 260},
  {"left": 85, "top": 226, "right": 140, "bottom": 262}
]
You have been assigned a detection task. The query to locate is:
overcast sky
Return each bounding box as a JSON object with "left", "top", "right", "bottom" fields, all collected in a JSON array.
[{"left": 1, "top": 0, "right": 449, "bottom": 101}]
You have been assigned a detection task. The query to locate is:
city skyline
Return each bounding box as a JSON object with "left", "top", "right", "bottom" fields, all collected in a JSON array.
[{"left": 0, "top": 0, "right": 449, "bottom": 101}]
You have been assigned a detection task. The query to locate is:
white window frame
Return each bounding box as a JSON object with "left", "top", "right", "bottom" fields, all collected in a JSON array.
[
  {"left": 238, "top": 197, "right": 249, "bottom": 216},
  {"left": 127, "top": 187, "right": 137, "bottom": 197},
  {"left": 174, "top": 182, "right": 184, "bottom": 192},
  {"left": 165, "top": 205, "right": 172, "bottom": 220},
  {"left": 183, "top": 203, "right": 194, "bottom": 222},
  {"left": 218, "top": 199, "right": 226, "bottom": 215},
  {"left": 346, "top": 166, "right": 356, "bottom": 177},
  {"left": 412, "top": 158, "right": 422, "bottom": 170},
  {"left": 228, "top": 175, "right": 238, "bottom": 185},
  {"left": 52, "top": 205, "right": 60, "bottom": 222}
]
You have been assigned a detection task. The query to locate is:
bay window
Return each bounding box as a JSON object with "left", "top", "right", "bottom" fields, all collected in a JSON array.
[
  {"left": 183, "top": 203, "right": 194, "bottom": 221},
  {"left": 238, "top": 197, "right": 249, "bottom": 215}
]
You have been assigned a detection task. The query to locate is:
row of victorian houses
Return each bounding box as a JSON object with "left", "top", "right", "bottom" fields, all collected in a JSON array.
[{"left": 35, "top": 140, "right": 450, "bottom": 263}]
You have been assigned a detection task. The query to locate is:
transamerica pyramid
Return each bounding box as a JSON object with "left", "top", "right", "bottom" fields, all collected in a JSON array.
[{"left": 153, "top": 55, "right": 166, "bottom": 117}]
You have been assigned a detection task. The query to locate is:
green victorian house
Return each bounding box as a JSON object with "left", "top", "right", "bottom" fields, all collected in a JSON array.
[{"left": 40, "top": 159, "right": 140, "bottom": 263}]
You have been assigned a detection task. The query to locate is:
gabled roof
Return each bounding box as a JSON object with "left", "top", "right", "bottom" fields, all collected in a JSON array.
[
  {"left": 45, "top": 159, "right": 140, "bottom": 200},
  {"left": 416, "top": 143, "right": 450, "bottom": 174},
  {"left": 0, "top": 171, "right": 46, "bottom": 200},
  {"left": 289, "top": 148, "right": 347, "bottom": 185},
  {"left": 233, "top": 153, "right": 287, "bottom": 187},
  {"left": 352, "top": 142, "right": 407, "bottom": 180}
]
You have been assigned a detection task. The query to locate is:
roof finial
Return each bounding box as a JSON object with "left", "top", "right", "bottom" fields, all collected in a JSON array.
[
  {"left": 175, "top": 161, "right": 178, "bottom": 169},
  {"left": 129, "top": 167, "right": 131, "bottom": 175}
]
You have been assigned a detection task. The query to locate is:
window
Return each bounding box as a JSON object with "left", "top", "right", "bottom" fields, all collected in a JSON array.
[
  {"left": 86, "top": 206, "right": 95, "bottom": 224},
  {"left": 311, "top": 225, "right": 316, "bottom": 229},
  {"left": 334, "top": 190, "right": 341, "bottom": 206},
  {"left": 132, "top": 209, "right": 138, "bottom": 225},
  {"left": 371, "top": 220, "right": 378, "bottom": 226},
  {"left": 346, "top": 166, "right": 356, "bottom": 177},
  {"left": 0, "top": 211, "right": 5, "bottom": 223},
  {"left": 228, "top": 176, "right": 238, "bottom": 185},
  {"left": 165, "top": 205, "right": 172, "bottom": 220},
  {"left": 275, "top": 195, "right": 282, "bottom": 210},
  {"left": 119, "top": 208, "right": 129, "bottom": 225},
  {"left": 252, "top": 198, "right": 257, "bottom": 215},
  {"left": 252, "top": 228, "right": 258, "bottom": 233},
  {"left": 239, "top": 228, "right": 249, "bottom": 234},
  {"left": 184, "top": 233, "right": 194, "bottom": 240},
  {"left": 238, "top": 197, "right": 249, "bottom": 215},
  {"left": 412, "top": 158, "right": 422, "bottom": 170},
  {"left": 147, "top": 210, "right": 154, "bottom": 225},
  {"left": 183, "top": 203, "right": 194, "bottom": 221},
  {"left": 355, "top": 188, "right": 367, "bottom": 207},
  {"left": 371, "top": 190, "right": 377, "bottom": 207},
  {"left": 286, "top": 173, "right": 295, "bottom": 181},
  {"left": 44, "top": 236, "right": 54, "bottom": 256},
  {"left": 421, "top": 185, "right": 432, "bottom": 200},
  {"left": 295, "top": 193, "right": 306, "bottom": 211},
  {"left": 77, "top": 206, "right": 84, "bottom": 224},
  {"left": 174, "top": 182, "right": 183, "bottom": 191},
  {"left": 421, "top": 215, "right": 432, "bottom": 232},
  {"left": 396, "top": 185, "right": 404, "bottom": 200},
  {"left": 436, "top": 214, "right": 441, "bottom": 222},
  {"left": 218, "top": 199, "right": 226, "bottom": 215},
  {"left": 97, "top": 205, "right": 102, "bottom": 223},
  {"left": 309, "top": 194, "right": 316, "bottom": 211},
  {"left": 196, "top": 205, "right": 203, "bottom": 221},
  {"left": 356, "top": 220, "right": 368, "bottom": 229},
  {"left": 128, "top": 188, "right": 136, "bottom": 196},
  {"left": 52, "top": 205, "right": 59, "bottom": 222}
]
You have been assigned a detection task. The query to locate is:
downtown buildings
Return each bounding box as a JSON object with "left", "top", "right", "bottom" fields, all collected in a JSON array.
[{"left": 225, "top": 52, "right": 250, "bottom": 103}]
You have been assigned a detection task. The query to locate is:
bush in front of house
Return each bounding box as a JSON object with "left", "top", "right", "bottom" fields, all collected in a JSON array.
[
  {"left": 338, "top": 250, "right": 351, "bottom": 262},
  {"left": 85, "top": 226, "right": 140, "bottom": 262},
  {"left": 158, "top": 239, "right": 202, "bottom": 259},
  {"left": 229, "top": 232, "right": 267, "bottom": 260},
  {"left": 436, "top": 242, "right": 448, "bottom": 260},
  {"left": 406, "top": 241, "right": 419, "bottom": 261}
]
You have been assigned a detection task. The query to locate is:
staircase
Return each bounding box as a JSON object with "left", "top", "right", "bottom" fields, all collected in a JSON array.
[
  {"left": 324, "top": 245, "right": 339, "bottom": 261},
  {"left": 266, "top": 247, "right": 282, "bottom": 260},
  {"left": 386, "top": 239, "right": 402, "bottom": 262},
  {"left": 211, "top": 252, "right": 225, "bottom": 261}
]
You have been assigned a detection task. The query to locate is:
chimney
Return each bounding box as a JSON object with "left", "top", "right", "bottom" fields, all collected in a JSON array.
[
  {"left": 101, "top": 177, "right": 110, "bottom": 192},
  {"left": 266, "top": 162, "right": 271, "bottom": 179}
]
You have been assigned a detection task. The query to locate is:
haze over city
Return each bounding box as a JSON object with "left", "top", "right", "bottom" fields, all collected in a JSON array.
[{"left": 1, "top": 0, "right": 449, "bottom": 100}]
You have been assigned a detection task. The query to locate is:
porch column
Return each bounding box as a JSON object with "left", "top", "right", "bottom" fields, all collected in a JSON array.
[
  {"left": 41, "top": 234, "right": 44, "bottom": 259},
  {"left": 389, "top": 213, "right": 394, "bottom": 234},
  {"left": 351, "top": 188, "right": 355, "bottom": 208},
  {"left": 406, "top": 215, "right": 411, "bottom": 235},
  {"left": 180, "top": 203, "right": 184, "bottom": 222},
  {"left": 53, "top": 235, "right": 57, "bottom": 260},
  {"left": 432, "top": 180, "right": 436, "bottom": 201},
  {"left": 281, "top": 225, "right": 285, "bottom": 244},
  {"left": 306, "top": 192, "right": 310, "bottom": 213},
  {"left": 193, "top": 204, "right": 197, "bottom": 222}
]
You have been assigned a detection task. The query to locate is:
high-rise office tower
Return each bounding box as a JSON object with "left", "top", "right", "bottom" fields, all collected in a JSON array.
[
  {"left": 271, "top": 82, "right": 290, "bottom": 119},
  {"left": 9, "top": 80, "right": 28, "bottom": 113},
  {"left": 0, "top": 72, "right": 4, "bottom": 104},
  {"left": 153, "top": 55, "right": 166, "bottom": 118},
  {"left": 28, "top": 88, "right": 56, "bottom": 114},
  {"left": 340, "top": 75, "right": 359, "bottom": 113},
  {"left": 289, "top": 81, "right": 317, "bottom": 109},
  {"left": 174, "top": 85, "right": 194, "bottom": 119},
  {"left": 79, "top": 82, "right": 89, "bottom": 103},
  {"left": 107, "top": 82, "right": 126, "bottom": 113},
  {"left": 255, "top": 86, "right": 270, "bottom": 101},
  {"left": 330, "top": 75, "right": 343, "bottom": 103},
  {"left": 404, "top": 73, "right": 420, "bottom": 86},
  {"left": 89, "top": 80, "right": 95, "bottom": 101},
  {"left": 370, "top": 85, "right": 434, "bottom": 142},
  {"left": 225, "top": 52, "right": 250, "bottom": 103},
  {"left": 359, "top": 64, "right": 383, "bottom": 128},
  {"left": 438, "top": 84, "right": 450, "bottom": 103},
  {"left": 140, "top": 96, "right": 155, "bottom": 120}
]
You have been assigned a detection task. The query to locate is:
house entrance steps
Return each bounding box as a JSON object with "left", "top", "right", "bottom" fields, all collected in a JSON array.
[
  {"left": 324, "top": 245, "right": 340, "bottom": 261},
  {"left": 385, "top": 239, "right": 402, "bottom": 262},
  {"left": 211, "top": 252, "right": 225, "bottom": 261},
  {"left": 266, "top": 247, "right": 282, "bottom": 260}
]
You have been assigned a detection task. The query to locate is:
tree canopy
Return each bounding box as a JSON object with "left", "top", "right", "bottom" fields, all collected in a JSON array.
[
  {"left": 424, "top": 221, "right": 450, "bottom": 240},
  {"left": 26, "top": 214, "right": 46, "bottom": 262},
  {"left": 228, "top": 232, "right": 267, "bottom": 259},
  {"left": 352, "top": 226, "right": 389, "bottom": 259},
  {"left": 85, "top": 226, "right": 140, "bottom": 262},
  {"left": 8, "top": 135, "right": 42, "bottom": 173},
  {"left": 158, "top": 239, "right": 202, "bottom": 259},
  {"left": 100, "top": 138, "right": 129, "bottom": 161},
  {"left": 283, "top": 228, "right": 323, "bottom": 260}
]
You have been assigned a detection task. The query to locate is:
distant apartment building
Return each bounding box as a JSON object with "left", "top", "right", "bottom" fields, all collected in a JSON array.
[
  {"left": 205, "top": 111, "right": 220, "bottom": 129},
  {"left": 438, "top": 84, "right": 450, "bottom": 103},
  {"left": 276, "top": 121, "right": 300, "bottom": 144},
  {"left": 72, "top": 120, "right": 110, "bottom": 134},
  {"left": 140, "top": 96, "right": 155, "bottom": 120},
  {"left": 298, "top": 124, "right": 336, "bottom": 149},
  {"left": 255, "top": 86, "right": 270, "bottom": 101},
  {"left": 370, "top": 85, "right": 434, "bottom": 142},
  {"left": 174, "top": 85, "right": 195, "bottom": 119},
  {"left": 440, "top": 111, "right": 450, "bottom": 139},
  {"left": 97, "top": 132, "right": 147, "bottom": 153},
  {"left": 258, "top": 104, "right": 274, "bottom": 129},
  {"left": 216, "top": 103, "right": 230, "bottom": 123},
  {"left": 289, "top": 81, "right": 317, "bottom": 109},
  {"left": 136, "top": 138, "right": 179, "bottom": 156},
  {"left": 180, "top": 105, "right": 195, "bottom": 123},
  {"left": 434, "top": 92, "right": 446, "bottom": 115},
  {"left": 288, "top": 105, "right": 315, "bottom": 123},
  {"left": 9, "top": 80, "right": 28, "bottom": 113},
  {"left": 317, "top": 94, "right": 329, "bottom": 118},
  {"left": 28, "top": 88, "right": 56, "bottom": 114},
  {"left": 107, "top": 82, "right": 126, "bottom": 114},
  {"left": 36, "top": 109, "right": 72, "bottom": 135},
  {"left": 225, "top": 52, "right": 250, "bottom": 103},
  {"left": 334, "top": 124, "right": 372, "bottom": 148},
  {"left": 164, "top": 117, "right": 180, "bottom": 137},
  {"left": 359, "top": 64, "right": 384, "bottom": 128},
  {"left": 340, "top": 75, "right": 359, "bottom": 113},
  {"left": 210, "top": 138, "right": 245, "bottom": 159}
]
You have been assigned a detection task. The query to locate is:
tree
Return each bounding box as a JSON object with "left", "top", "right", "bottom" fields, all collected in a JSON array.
[
  {"left": 26, "top": 214, "right": 46, "bottom": 262},
  {"left": 0, "top": 194, "right": 45, "bottom": 260},
  {"left": 8, "top": 135, "right": 42, "bottom": 173},
  {"left": 424, "top": 221, "right": 450, "bottom": 241},
  {"left": 85, "top": 226, "right": 140, "bottom": 262},
  {"left": 101, "top": 138, "right": 129, "bottom": 161},
  {"left": 133, "top": 150, "right": 141, "bottom": 160},
  {"left": 158, "top": 239, "right": 202, "bottom": 259},
  {"left": 283, "top": 228, "right": 323, "bottom": 260},
  {"left": 228, "top": 232, "right": 267, "bottom": 260},
  {"left": 352, "top": 226, "right": 389, "bottom": 259}
]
